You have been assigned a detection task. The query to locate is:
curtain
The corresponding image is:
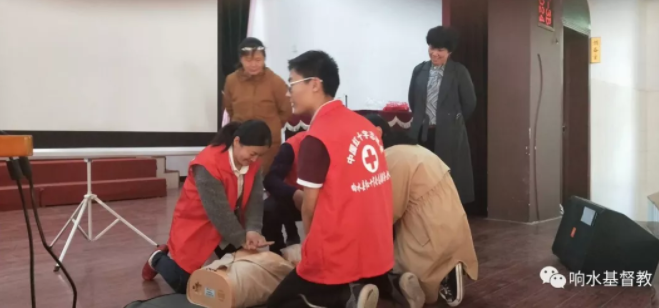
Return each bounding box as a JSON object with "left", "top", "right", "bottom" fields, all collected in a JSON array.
[
  {"left": 221, "top": 0, "right": 251, "bottom": 77},
  {"left": 219, "top": 0, "right": 225, "bottom": 130},
  {"left": 219, "top": 0, "right": 250, "bottom": 129}
]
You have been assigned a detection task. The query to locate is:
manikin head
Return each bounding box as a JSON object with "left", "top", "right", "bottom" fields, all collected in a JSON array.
[
  {"left": 287, "top": 50, "right": 340, "bottom": 115},
  {"left": 210, "top": 120, "right": 272, "bottom": 168},
  {"left": 238, "top": 37, "right": 267, "bottom": 76},
  {"left": 426, "top": 26, "right": 459, "bottom": 66}
]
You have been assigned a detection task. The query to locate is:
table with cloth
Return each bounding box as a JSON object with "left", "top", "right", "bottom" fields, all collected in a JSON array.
[{"left": 283, "top": 110, "right": 412, "bottom": 139}]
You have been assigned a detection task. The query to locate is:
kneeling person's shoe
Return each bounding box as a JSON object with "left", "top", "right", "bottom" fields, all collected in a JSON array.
[
  {"left": 347, "top": 283, "right": 379, "bottom": 308},
  {"left": 286, "top": 234, "right": 301, "bottom": 246},
  {"left": 398, "top": 272, "right": 425, "bottom": 308},
  {"left": 142, "top": 245, "right": 168, "bottom": 281},
  {"left": 440, "top": 263, "right": 464, "bottom": 307}
]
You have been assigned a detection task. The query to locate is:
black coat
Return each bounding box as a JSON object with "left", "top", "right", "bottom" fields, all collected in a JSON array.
[{"left": 407, "top": 59, "right": 476, "bottom": 204}]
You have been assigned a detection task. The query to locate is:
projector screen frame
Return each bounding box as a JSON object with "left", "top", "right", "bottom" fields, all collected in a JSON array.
[{"left": 1, "top": 130, "right": 215, "bottom": 148}]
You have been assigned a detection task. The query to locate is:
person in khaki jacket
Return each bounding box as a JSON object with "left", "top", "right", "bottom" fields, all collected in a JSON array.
[
  {"left": 365, "top": 114, "right": 479, "bottom": 307},
  {"left": 222, "top": 37, "right": 291, "bottom": 173}
]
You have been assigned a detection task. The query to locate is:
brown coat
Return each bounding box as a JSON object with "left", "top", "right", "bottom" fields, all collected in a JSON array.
[
  {"left": 222, "top": 68, "right": 291, "bottom": 172},
  {"left": 386, "top": 144, "right": 478, "bottom": 304}
]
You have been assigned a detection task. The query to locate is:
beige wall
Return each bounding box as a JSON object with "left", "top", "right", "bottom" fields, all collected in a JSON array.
[
  {"left": 589, "top": 0, "right": 656, "bottom": 221},
  {"left": 644, "top": 0, "right": 659, "bottom": 213}
]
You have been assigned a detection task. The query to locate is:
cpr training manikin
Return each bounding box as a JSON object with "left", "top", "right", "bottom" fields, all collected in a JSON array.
[{"left": 186, "top": 245, "right": 301, "bottom": 308}]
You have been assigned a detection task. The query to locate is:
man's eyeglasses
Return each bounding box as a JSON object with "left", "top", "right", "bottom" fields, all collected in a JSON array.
[{"left": 288, "top": 77, "right": 323, "bottom": 92}]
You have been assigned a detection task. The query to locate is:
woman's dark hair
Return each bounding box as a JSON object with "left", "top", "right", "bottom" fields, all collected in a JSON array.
[
  {"left": 210, "top": 120, "right": 272, "bottom": 151},
  {"left": 426, "top": 26, "right": 459, "bottom": 52},
  {"left": 236, "top": 37, "right": 266, "bottom": 69},
  {"left": 364, "top": 114, "right": 418, "bottom": 149}
]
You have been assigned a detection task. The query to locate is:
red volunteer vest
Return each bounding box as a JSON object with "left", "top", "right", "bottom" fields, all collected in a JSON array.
[
  {"left": 297, "top": 101, "right": 394, "bottom": 284},
  {"left": 284, "top": 132, "right": 307, "bottom": 190},
  {"left": 167, "top": 145, "right": 260, "bottom": 274}
]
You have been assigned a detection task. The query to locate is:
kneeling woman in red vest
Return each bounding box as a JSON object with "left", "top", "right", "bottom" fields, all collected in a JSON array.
[{"left": 141, "top": 120, "right": 272, "bottom": 293}]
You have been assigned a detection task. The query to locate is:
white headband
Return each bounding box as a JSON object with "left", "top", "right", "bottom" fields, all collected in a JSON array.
[{"left": 241, "top": 46, "right": 265, "bottom": 52}]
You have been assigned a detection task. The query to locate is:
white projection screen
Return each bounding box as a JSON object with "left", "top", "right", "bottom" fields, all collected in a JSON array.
[
  {"left": 248, "top": 0, "right": 443, "bottom": 111},
  {"left": 0, "top": 0, "right": 218, "bottom": 133}
]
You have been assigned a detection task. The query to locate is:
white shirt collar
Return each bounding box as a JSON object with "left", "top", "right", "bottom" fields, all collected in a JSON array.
[
  {"left": 311, "top": 99, "right": 341, "bottom": 124},
  {"left": 228, "top": 146, "right": 249, "bottom": 175}
]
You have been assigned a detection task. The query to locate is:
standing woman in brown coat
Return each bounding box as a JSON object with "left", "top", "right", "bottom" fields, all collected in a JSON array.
[{"left": 223, "top": 38, "right": 291, "bottom": 173}]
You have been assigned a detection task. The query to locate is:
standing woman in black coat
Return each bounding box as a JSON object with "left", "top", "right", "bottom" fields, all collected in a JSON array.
[{"left": 407, "top": 26, "right": 477, "bottom": 204}]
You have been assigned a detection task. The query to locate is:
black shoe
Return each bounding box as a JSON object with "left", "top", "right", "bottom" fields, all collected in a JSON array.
[
  {"left": 284, "top": 221, "right": 300, "bottom": 246},
  {"left": 440, "top": 263, "right": 464, "bottom": 307},
  {"left": 286, "top": 233, "right": 301, "bottom": 246},
  {"left": 346, "top": 283, "right": 379, "bottom": 308}
]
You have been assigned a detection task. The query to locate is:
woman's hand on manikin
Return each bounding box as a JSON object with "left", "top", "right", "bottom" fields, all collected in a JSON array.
[{"left": 244, "top": 231, "right": 266, "bottom": 250}]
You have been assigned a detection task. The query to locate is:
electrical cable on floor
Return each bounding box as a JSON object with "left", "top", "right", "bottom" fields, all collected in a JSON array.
[
  {"left": 1, "top": 136, "right": 78, "bottom": 308},
  {"left": 5, "top": 159, "right": 36, "bottom": 308},
  {"left": 19, "top": 157, "right": 78, "bottom": 308}
]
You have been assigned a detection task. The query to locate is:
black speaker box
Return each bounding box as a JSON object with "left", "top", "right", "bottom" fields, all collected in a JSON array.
[{"left": 552, "top": 196, "right": 659, "bottom": 282}]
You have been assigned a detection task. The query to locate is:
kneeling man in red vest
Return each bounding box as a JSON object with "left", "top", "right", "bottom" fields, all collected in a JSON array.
[{"left": 266, "top": 50, "right": 425, "bottom": 308}]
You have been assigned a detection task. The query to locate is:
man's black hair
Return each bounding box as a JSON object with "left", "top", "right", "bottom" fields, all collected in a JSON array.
[
  {"left": 287, "top": 50, "right": 340, "bottom": 97},
  {"left": 426, "top": 26, "right": 459, "bottom": 52}
]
